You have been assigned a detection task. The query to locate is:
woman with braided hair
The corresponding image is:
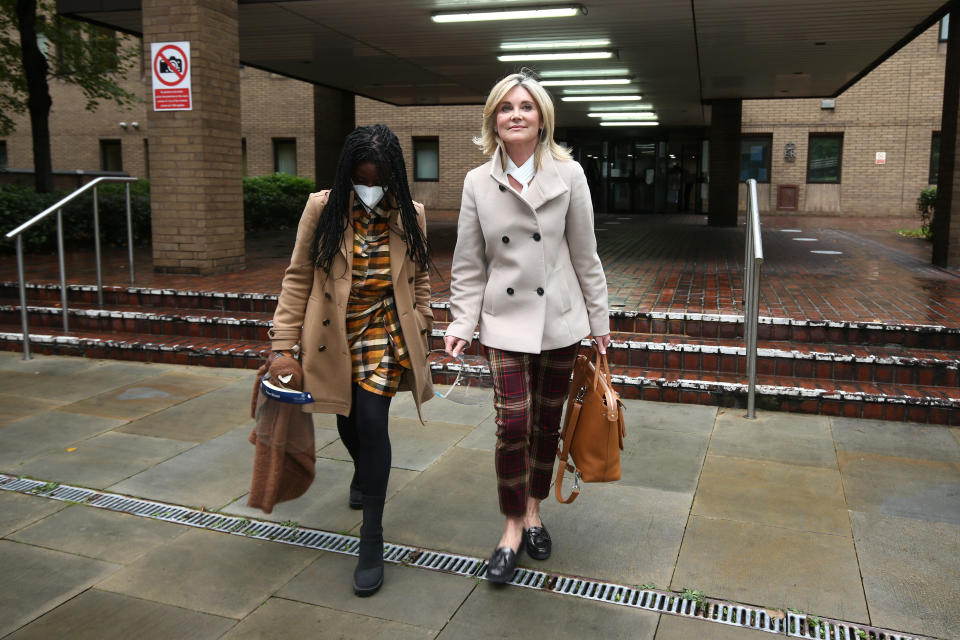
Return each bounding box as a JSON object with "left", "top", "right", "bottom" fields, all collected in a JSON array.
[{"left": 268, "top": 124, "right": 434, "bottom": 597}]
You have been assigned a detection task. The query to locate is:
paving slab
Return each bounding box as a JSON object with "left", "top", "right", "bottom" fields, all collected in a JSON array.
[
  {"left": 277, "top": 551, "right": 476, "bottom": 631},
  {"left": 4, "top": 588, "right": 236, "bottom": 640},
  {"left": 436, "top": 581, "right": 658, "bottom": 640},
  {"left": 709, "top": 409, "right": 837, "bottom": 469},
  {"left": 457, "top": 413, "right": 497, "bottom": 451},
  {"left": 535, "top": 482, "right": 692, "bottom": 587},
  {"left": 319, "top": 416, "right": 472, "bottom": 471},
  {"left": 0, "top": 352, "right": 99, "bottom": 374},
  {"left": 15, "top": 431, "right": 194, "bottom": 488},
  {"left": 224, "top": 457, "right": 417, "bottom": 533},
  {"left": 0, "top": 360, "right": 170, "bottom": 403},
  {"left": 0, "top": 410, "right": 127, "bottom": 469},
  {"left": 60, "top": 371, "right": 234, "bottom": 421},
  {"left": 109, "top": 426, "right": 254, "bottom": 510},
  {"left": 0, "top": 539, "right": 121, "bottom": 637},
  {"left": 390, "top": 392, "right": 494, "bottom": 427},
  {"left": 8, "top": 504, "right": 187, "bottom": 563},
  {"left": 837, "top": 450, "right": 960, "bottom": 525},
  {"left": 96, "top": 528, "right": 317, "bottom": 619},
  {"left": 850, "top": 510, "right": 960, "bottom": 640},
  {"left": 0, "top": 491, "right": 67, "bottom": 537},
  {"left": 654, "top": 614, "right": 776, "bottom": 639},
  {"left": 624, "top": 399, "right": 717, "bottom": 435},
  {"left": 220, "top": 597, "right": 434, "bottom": 640},
  {"left": 953, "top": 427, "right": 960, "bottom": 447},
  {"left": 117, "top": 378, "right": 256, "bottom": 442},
  {"left": 313, "top": 426, "right": 339, "bottom": 451},
  {"left": 617, "top": 425, "right": 709, "bottom": 494},
  {"left": 692, "top": 454, "right": 850, "bottom": 536},
  {"left": 831, "top": 417, "right": 960, "bottom": 462},
  {"left": 671, "top": 516, "right": 868, "bottom": 624},
  {"left": 0, "top": 393, "right": 60, "bottom": 426},
  {"left": 383, "top": 446, "right": 503, "bottom": 557}
]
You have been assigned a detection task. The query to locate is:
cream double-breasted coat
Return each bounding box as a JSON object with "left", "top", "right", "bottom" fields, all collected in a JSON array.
[
  {"left": 268, "top": 190, "right": 434, "bottom": 419},
  {"left": 446, "top": 148, "right": 609, "bottom": 353}
]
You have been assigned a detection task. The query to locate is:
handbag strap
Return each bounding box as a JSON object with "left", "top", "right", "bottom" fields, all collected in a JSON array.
[{"left": 554, "top": 396, "right": 582, "bottom": 504}]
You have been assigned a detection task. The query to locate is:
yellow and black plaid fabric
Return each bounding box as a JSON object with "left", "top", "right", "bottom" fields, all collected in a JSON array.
[{"left": 345, "top": 201, "right": 411, "bottom": 397}]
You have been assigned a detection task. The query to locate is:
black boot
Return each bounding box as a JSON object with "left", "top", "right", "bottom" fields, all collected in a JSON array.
[
  {"left": 354, "top": 496, "right": 385, "bottom": 597},
  {"left": 349, "top": 473, "right": 363, "bottom": 510}
]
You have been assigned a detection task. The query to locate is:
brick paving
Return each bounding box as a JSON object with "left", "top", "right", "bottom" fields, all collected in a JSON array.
[{"left": 3, "top": 211, "right": 959, "bottom": 327}]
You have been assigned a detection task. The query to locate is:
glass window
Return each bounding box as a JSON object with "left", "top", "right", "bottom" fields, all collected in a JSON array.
[
  {"left": 930, "top": 132, "right": 940, "bottom": 184},
  {"left": 241, "top": 138, "right": 248, "bottom": 176},
  {"left": 807, "top": 134, "right": 843, "bottom": 183},
  {"left": 0, "top": 140, "right": 7, "bottom": 170},
  {"left": 413, "top": 138, "right": 439, "bottom": 181},
  {"left": 940, "top": 14, "right": 950, "bottom": 42},
  {"left": 273, "top": 139, "right": 297, "bottom": 175},
  {"left": 100, "top": 139, "right": 122, "bottom": 172},
  {"left": 739, "top": 135, "right": 772, "bottom": 183}
]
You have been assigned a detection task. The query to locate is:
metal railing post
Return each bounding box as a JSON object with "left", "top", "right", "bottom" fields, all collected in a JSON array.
[
  {"left": 125, "top": 182, "right": 135, "bottom": 284},
  {"left": 93, "top": 185, "right": 104, "bottom": 308},
  {"left": 16, "top": 236, "right": 31, "bottom": 360},
  {"left": 744, "top": 178, "right": 764, "bottom": 419},
  {"left": 56, "top": 208, "right": 69, "bottom": 332}
]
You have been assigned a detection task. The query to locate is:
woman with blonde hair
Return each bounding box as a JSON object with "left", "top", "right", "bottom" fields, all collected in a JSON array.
[{"left": 444, "top": 72, "right": 610, "bottom": 582}]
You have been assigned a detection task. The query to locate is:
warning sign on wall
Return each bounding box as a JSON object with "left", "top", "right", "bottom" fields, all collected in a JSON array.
[{"left": 151, "top": 42, "right": 192, "bottom": 111}]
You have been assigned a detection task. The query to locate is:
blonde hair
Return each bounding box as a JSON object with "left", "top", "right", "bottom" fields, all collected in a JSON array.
[{"left": 474, "top": 71, "right": 572, "bottom": 169}]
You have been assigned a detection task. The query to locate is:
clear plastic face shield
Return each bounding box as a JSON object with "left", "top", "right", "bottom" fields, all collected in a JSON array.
[{"left": 427, "top": 350, "right": 494, "bottom": 405}]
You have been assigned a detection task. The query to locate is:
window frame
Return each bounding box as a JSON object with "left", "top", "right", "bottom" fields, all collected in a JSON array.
[
  {"left": 412, "top": 137, "right": 440, "bottom": 182},
  {"left": 272, "top": 138, "right": 297, "bottom": 175},
  {"left": 738, "top": 133, "right": 773, "bottom": 184},
  {"left": 806, "top": 133, "right": 844, "bottom": 184},
  {"left": 99, "top": 139, "right": 123, "bottom": 172},
  {"left": 930, "top": 131, "right": 940, "bottom": 185}
]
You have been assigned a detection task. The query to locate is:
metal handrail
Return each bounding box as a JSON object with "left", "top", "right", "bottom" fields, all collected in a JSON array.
[
  {"left": 743, "top": 178, "right": 764, "bottom": 418},
  {"left": 4, "top": 176, "right": 139, "bottom": 360}
]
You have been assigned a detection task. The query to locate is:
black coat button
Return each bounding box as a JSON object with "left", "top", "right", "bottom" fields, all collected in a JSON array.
[
  {"left": 324, "top": 292, "right": 332, "bottom": 300},
  {"left": 506, "top": 287, "right": 514, "bottom": 295},
  {"left": 322, "top": 319, "right": 330, "bottom": 326},
  {"left": 537, "top": 287, "right": 544, "bottom": 296},
  {"left": 502, "top": 236, "right": 510, "bottom": 244},
  {"left": 408, "top": 276, "right": 414, "bottom": 283},
  {"left": 317, "top": 345, "right": 326, "bottom": 352},
  {"left": 533, "top": 232, "right": 541, "bottom": 241},
  {"left": 499, "top": 185, "right": 506, "bottom": 192}
]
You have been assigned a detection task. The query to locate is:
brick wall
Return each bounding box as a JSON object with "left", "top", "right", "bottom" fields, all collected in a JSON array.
[{"left": 240, "top": 67, "right": 315, "bottom": 180}]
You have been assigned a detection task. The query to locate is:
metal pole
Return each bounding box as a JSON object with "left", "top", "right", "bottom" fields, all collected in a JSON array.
[
  {"left": 746, "top": 259, "right": 761, "bottom": 418},
  {"left": 16, "top": 236, "right": 31, "bottom": 360},
  {"left": 57, "top": 209, "right": 69, "bottom": 332},
  {"left": 125, "top": 182, "right": 135, "bottom": 284},
  {"left": 93, "top": 185, "right": 104, "bottom": 308}
]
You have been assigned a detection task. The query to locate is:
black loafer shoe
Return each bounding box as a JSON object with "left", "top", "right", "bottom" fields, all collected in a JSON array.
[
  {"left": 485, "top": 546, "right": 520, "bottom": 584},
  {"left": 524, "top": 523, "right": 552, "bottom": 560}
]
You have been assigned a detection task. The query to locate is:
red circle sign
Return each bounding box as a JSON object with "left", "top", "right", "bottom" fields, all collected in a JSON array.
[{"left": 153, "top": 45, "right": 188, "bottom": 87}]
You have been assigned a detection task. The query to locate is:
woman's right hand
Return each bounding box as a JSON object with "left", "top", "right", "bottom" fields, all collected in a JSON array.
[{"left": 444, "top": 335, "right": 468, "bottom": 358}]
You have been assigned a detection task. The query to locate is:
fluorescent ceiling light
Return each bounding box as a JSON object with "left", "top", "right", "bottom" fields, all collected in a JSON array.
[
  {"left": 541, "top": 78, "right": 631, "bottom": 86},
  {"left": 588, "top": 103, "right": 654, "bottom": 111},
  {"left": 433, "top": 6, "right": 581, "bottom": 23},
  {"left": 563, "top": 87, "right": 637, "bottom": 94},
  {"left": 588, "top": 112, "right": 657, "bottom": 119},
  {"left": 501, "top": 39, "right": 609, "bottom": 50},
  {"left": 540, "top": 68, "right": 629, "bottom": 77},
  {"left": 562, "top": 95, "right": 642, "bottom": 102},
  {"left": 600, "top": 121, "right": 660, "bottom": 126},
  {"left": 498, "top": 51, "right": 613, "bottom": 61}
]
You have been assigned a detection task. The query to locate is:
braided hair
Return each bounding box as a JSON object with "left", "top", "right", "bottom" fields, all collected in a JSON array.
[{"left": 311, "top": 124, "right": 431, "bottom": 275}]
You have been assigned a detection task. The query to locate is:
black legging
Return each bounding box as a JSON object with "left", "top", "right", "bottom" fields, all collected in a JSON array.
[{"left": 336, "top": 384, "right": 392, "bottom": 499}]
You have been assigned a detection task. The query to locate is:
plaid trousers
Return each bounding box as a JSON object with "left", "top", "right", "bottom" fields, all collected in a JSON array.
[{"left": 485, "top": 342, "right": 580, "bottom": 517}]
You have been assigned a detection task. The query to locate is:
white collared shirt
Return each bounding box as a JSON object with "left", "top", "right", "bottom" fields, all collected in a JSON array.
[{"left": 505, "top": 153, "right": 536, "bottom": 196}]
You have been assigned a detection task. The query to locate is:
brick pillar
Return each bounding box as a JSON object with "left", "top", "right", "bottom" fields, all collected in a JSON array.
[
  {"left": 708, "top": 99, "right": 742, "bottom": 227},
  {"left": 313, "top": 85, "right": 355, "bottom": 189},
  {"left": 933, "top": 0, "right": 959, "bottom": 267},
  {"left": 144, "top": 0, "right": 244, "bottom": 274}
]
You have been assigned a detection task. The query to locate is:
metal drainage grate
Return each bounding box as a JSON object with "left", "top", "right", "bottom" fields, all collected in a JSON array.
[{"left": 0, "top": 474, "right": 935, "bottom": 640}]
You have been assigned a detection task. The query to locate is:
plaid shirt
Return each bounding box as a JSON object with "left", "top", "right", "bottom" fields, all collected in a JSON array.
[{"left": 345, "top": 200, "right": 411, "bottom": 396}]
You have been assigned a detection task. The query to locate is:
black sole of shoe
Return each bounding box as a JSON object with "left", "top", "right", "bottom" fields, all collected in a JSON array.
[
  {"left": 526, "top": 548, "right": 550, "bottom": 561},
  {"left": 353, "top": 576, "right": 383, "bottom": 597}
]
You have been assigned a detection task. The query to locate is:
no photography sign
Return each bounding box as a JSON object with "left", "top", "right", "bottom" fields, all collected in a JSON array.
[{"left": 151, "top": 41, "right": 192, "bottom": 111}]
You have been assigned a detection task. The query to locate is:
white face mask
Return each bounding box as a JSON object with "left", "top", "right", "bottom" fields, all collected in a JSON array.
[{"left": 353, "top": 184, "right": 385, "bottom": 211}]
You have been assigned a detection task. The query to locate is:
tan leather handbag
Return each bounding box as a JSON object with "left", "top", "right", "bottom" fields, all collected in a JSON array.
[{"left": 555, "top": 349, "right": 626, "bottom": 504}]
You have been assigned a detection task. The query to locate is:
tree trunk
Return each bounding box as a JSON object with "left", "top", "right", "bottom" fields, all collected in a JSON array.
[{"left": 16, "top": 0, "right": 53, "bottom": 193}]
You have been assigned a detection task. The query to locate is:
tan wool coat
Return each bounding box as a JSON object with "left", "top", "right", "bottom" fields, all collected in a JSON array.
[
  {"left": 268, "top": 190, "right": 434, "bottom": 419},
  {"left": 446, "top": 148, "right": 609, "bottom": 353}
]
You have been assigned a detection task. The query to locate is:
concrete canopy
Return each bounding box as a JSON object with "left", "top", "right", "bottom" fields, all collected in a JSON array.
[{"left": 59, "top": 0, "right": 949, "bottom": 128}]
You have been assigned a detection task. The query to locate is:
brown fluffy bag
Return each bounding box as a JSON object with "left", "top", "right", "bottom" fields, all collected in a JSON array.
[{"left": 555, "top": 350, "right": 625, "bottom": 504}]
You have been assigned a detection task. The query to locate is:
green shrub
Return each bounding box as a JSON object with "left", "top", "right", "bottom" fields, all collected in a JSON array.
[
  {"left": 916, "top": 186, "right": 936, "bottom": 239},
  {"left": 0, "top": 180, "right": 152, "bottom": 254},
  {"left": 243, "top": 173, "right": 315, "bottom": 231}
]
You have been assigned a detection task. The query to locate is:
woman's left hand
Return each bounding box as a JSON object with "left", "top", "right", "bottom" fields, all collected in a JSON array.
[{"left": 593, "top": 334, "right": 612, "bottom": 355}]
